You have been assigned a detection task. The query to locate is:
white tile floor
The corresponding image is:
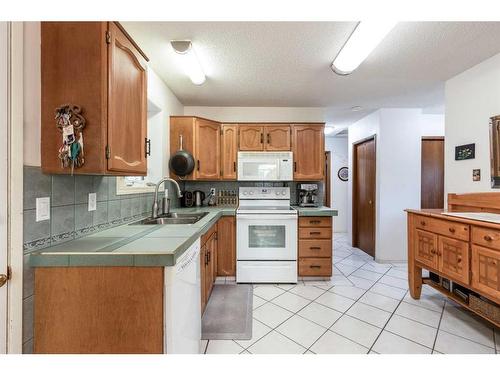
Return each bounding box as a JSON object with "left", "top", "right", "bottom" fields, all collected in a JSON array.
[{"left": 203, "top": 233, "right": 500, "bottom": 354}]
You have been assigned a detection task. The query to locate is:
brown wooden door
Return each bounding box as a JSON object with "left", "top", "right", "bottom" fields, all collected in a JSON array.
[
  {"left": 221, "top": 124, "right": 238, "bottom": 180},
  {"left": 324, "top": 151, "right": 331, "bottom": 207},
  {"left": 217, "top": 217, "right": 236, "bottom": 276},
  {"left": 200, "top": 245, "right": 207, "bottom": 313},
  {"left": 292, "top": 125, "right": 325, "bottom": 180},
  {"left": 421, "top": 137, "right": 444, "bottom": 209},
  {"left": 265, "top": 125, "right": 291, "bottom": 151},
  {"left": 195, "top": 119, "right": 220, "bottom": 180},
  {"left": 239, "top": 125, "right": 264, "bottom": 151},
  {"left": 414, "top": 229, "right": 438, "bottom": 269},
  {"left": 490, "top": 116, "right": 500, "bottom": 179},
  {"left": 438, "top": 236, "right": 469, "bottom": 284},
  {"left": 471, "top": 245, "right": 500, "bottom": 300},
  {"left": 107, "top": 22, "right": 148, "bottom": 174},
  {"left": 353, "top": 137, "right": 376, "bottom": 256}
]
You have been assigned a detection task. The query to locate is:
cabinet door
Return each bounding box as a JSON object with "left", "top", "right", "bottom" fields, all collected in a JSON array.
[
  {"left": 265, "top": 125, "right": 291, "bottom": 151},
  {"left": 107, "top": 22, "right": 148, "bottom": 174},
  {"left": 414, "top": 229, "right": 438, "bottom": 270},
  {"left": 221, "top": 124, "right": 238, "bottom": 180},
  {"left": 205, "top": 235, "right": 216, "bottom": 301},
  {"left": 438, "top": 236, "right": 470, "bottom": 284},
  {"left": 292, "top": 125, "right": 325, "bottom": 180},
  {"left": 194, "top": 119, "right": 220, "bottom": 180},
  {"left": 239, "top": 125, "right": 264, "bottom": 151},
  {"left": 217, "top": 217, "right": 236, "bottom": 276},
  {"left": 471, "top": 245, "right": 500, "bottom": 300},
  {"left": 200, "top": 245, "right": 207, "bottom": 313}
]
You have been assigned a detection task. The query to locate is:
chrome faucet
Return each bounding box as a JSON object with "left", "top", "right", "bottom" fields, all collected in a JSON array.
[{"left": 152, "top": 178, "right": 183, "bottom": 219}]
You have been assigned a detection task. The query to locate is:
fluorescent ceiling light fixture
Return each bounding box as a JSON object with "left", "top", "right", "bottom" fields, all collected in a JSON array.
[
  {"left": 171, "top": 40, "right": 206, "bottom": 85},
  {"left": 324, "top": 126, "right": 336, "bottom": 135},
  {"left": 332, "top": 21, "right": 396, "bottom": 75}
]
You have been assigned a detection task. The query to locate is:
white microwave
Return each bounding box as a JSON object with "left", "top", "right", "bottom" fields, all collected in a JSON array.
[{"left": 237, "top": 152, "right": 293, "bottom": 181}]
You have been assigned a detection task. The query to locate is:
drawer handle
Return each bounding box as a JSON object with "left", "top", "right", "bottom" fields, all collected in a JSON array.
[
  {"left": 484, "top": 235, "right": 493, "bottom": 242},
  {"left": 310, "top": 220, "right": 321, "bottom": 224},
  {"left": 310, "top": 231, "right": 321, "bottom": 235},
  {"left": 420, "top": 221, "right": 426, "bottom": 226},
  {"left": 309, "top": 265, "right": 321, "bottom": 269},
  {"left": 309, "top": 247, "right": 321, "bottom": 250},
  {"left": 449, "top": 227, "right": 456, "bottom": 234}
]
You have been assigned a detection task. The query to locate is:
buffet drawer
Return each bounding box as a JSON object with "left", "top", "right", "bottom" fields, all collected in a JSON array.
[
  {"left": 299, "top": 258, "right": 332, "bottom": 277},
  {"left": 472, "top": 226, "right": 500, "bottom": 251},
  {"left": 299, "top": 239, "right": 332, "bottom": 258},
  {"left": 299, "top": 227, "right": 331, "bottom": 239},
  {"left": 415, "top": 216, "right": 469, "bottom": 241},
  {"left": 299, "top": 217, "right": 332, "bottom": 228}
]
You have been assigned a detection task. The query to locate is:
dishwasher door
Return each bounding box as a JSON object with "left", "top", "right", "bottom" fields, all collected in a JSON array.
[{"left": 164, "top": 238, "right": 201, "bottom": 354}]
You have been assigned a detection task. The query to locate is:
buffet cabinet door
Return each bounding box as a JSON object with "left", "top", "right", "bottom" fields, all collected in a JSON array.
[
  {"left": 438, "top": 236, "right": 469, "bottom": 284},
  {"left": 471, "top": 245, "right": 500, "bottom": 301},
  {"left": 414, "top": 229, "right": 438, "bottom": 270}
]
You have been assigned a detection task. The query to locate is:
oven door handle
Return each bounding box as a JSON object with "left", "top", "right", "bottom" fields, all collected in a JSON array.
[{"left": 237, "top": 214, "right": 298, "bottom": 220}]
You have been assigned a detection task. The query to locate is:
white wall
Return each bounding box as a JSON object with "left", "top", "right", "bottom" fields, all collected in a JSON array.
[
  {"left": 325, "top": 136, "right": 348, "bottom": 233},
  {"left": 445, "top": 52, "right": 500, "bottom": 194},
  {"left": 22, "top": 22, "right": 183, "bottom": 173},
  {"left": 184, "top": 106, "right": 326, "bottom": 122},
  {"left": 347, "top": 109, "right": 444, "bottom": 262}
]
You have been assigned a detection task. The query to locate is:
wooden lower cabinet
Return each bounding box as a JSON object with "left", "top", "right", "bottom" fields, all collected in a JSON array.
[
  {"left": 414, "top": 229, "right": 438, "bottom": 269},
  {"left": 216, "top": 216, "right": 236, "bottom": 276},
  {"left": 298, "top": 216, "right": 333, "bottom": 277},
  {"left": 438, "top": 236, "right": 469, "bottom": 284},
  {"left": 34, "top": 267, "right": 164, "bottom": 353},
  {"left": 471, "top": 244, "right": 500, "bottom": 301},
  {"left": 200, "top": 224, "right": 217, "bottom": 314}
]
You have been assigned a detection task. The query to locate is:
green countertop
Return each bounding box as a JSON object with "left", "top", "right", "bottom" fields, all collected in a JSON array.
[{"left": 29, "top": 205, "right": 338, "bottom": 268}]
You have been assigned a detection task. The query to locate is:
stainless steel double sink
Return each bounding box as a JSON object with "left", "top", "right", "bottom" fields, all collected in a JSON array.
[{"left": 131, "top": 212, "right": 209, "bottom": 225}]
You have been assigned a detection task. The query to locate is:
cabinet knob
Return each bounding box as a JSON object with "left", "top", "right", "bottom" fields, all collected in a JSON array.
[
  {"left": 430, "top": 249, "right": 436, "bottom": 255},
  {"left": 420, "top": 221, "right": 426, "bottom": 226},
  {"left": 449, "top": 227, "right": 456, "bottom": 233},
  {"left": 484, "top": 235, "right": 493, "bottom": 242},
  {"left": 457, "top": 257, "right": 462, "bottom": 263}
]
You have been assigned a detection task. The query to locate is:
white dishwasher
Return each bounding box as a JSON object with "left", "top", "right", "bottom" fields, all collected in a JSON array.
[{"left": 164, "top": 238, "right": 202, "bottom": 354}]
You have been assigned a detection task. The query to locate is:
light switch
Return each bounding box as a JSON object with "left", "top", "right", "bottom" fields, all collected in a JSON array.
[
  {"left": 36, "top": 197, "right": 50, "bottom": 222},
  {"left": 88, "top": 193, "right": 97, "bottom": 211}
]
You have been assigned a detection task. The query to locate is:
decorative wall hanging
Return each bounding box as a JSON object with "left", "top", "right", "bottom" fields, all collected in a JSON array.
[
  {"left": 56, "top": 104, "right": 86, "bottom": 173},
  {"left": 338, "top": 166, "right": 349, "bottom": 182},
  {"left": 455, "top": 143, "right": 475, "bottom": 161},
  {"left": 473, "top": 169, "right": 481, "bottom": 182}
]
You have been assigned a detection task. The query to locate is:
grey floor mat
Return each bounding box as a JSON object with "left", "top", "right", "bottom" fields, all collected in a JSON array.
[{"left": 201, "top": 284, "right": 253, "bottom": 340}]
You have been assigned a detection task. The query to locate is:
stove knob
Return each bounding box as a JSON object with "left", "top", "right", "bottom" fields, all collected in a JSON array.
[
  {"left": 243, "top": 191, "right": 248, "bottom": 196},
  {"left": 275, "top": 191, "right": 280, "bottom": 195},
  {"left": 282, "top": 190, "right": 287, "bottom": 195},
  {"left": 249, "top": 191, "right": 254, "bottom": 195}
]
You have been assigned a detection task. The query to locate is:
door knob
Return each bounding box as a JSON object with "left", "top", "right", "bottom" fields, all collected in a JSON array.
[
  {"left": 369, "top": 200, "right": 373, "bottom": 205},
  {"left": 0, "top": 274, "right": 7, "bottom": 288}
]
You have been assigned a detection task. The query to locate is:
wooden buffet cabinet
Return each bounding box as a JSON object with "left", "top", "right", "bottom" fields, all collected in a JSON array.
[
  {"left": 41, "top": 22, "right": 149, "bottom": 175},
  {"left": 170, "top": 116, "right": 325, "bottom": 181},
  {"left": 407, "top": 192, "right": 500, "bottom": 327}
]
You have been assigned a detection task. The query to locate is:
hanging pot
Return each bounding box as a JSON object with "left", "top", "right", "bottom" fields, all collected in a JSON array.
[{"left": 169, "top": 135, "right": 195, "bottom": 177}]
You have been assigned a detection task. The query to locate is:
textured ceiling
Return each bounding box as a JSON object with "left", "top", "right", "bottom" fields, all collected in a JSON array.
[{"left": 122, "top": 21, "right": 500, "bottom": 125}]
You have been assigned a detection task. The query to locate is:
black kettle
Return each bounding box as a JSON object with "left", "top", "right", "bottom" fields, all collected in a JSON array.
[{"left": 193, "top": 190, "right": 206, "bottom": 207}]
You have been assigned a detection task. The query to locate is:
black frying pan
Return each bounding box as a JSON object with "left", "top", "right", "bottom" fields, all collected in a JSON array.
[{"left": 169, "top": 135, "right": 195, "bottom": 177}]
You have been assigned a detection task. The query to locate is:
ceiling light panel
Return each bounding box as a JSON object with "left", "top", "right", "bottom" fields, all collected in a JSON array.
[
  {"left": 171, "top": 40, "right": 206, "bottom": 85},
  {"left": 332, "top": 21, "right": 396, "bottom": 75}
]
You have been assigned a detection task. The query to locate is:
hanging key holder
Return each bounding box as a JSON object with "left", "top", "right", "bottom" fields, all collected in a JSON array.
[{"left": 55, "top": 104, "right": 86, "bottom": 173}]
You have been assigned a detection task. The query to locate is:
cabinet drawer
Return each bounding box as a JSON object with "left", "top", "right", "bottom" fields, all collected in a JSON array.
[
  {"left": 471, "top": 245, "right": 500, "bottom": 301},
  {"left": 472, "top": 226, "right": 500, "bottom": 251},
  {"left": 299, "top": 258, "right": 332, "bottom": 277},
  {"left": 299, "top": 240, "right": 332, "bottom": 258},
  {"left": 415, "top": 216, "right": 469, "bottom": 241},
  {"left": 299, "top": 217, "right": 332, "bottom": 228},
  {"left": 299, "top": 227, "right": 331, "bottom": 239}
]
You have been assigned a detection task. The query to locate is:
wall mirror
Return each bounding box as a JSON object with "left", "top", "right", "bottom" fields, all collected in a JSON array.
[{"left": 490, "top": 115, "right": 500, "bottom": 188}]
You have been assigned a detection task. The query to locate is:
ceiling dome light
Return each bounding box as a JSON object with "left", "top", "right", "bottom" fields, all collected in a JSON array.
[
  {"left": 332, "top": 21, "right": 396, "bottom": 75},
  {"left": 171, "top": 40, "right": 206, "bottom": 85}
]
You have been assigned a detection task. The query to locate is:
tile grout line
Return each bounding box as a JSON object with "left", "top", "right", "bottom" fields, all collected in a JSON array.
[{"left": 431, "top": 299, "right": 446, "bottom": 353}]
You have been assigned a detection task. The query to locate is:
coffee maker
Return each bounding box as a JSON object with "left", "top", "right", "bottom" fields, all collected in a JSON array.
[{"left": 297, "top": 183, "right": 319, "bottom": 207}]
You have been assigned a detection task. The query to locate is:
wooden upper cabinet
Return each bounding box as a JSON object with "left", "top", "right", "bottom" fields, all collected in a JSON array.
[
  {"left": 239, "top": 125, "right": 264, "bottom": 151},
  {"left": 41, "top": 22, "right": 149, "bottom": 175},
  {"left": 292, "top": 124, "right": 325, "bottom": 180},
  {"left": 194, "top": 118, "right": 220, "bottom": 180},
  {"left": 221, "top": 124, "right": 238, "bottom": 180},
  {"left": 169, "top": 117, "right": 196, "bottom": 180},
  {"left": 107, "top": 22, "right": 148, "bottom": 174},
  {"left": 265, "top": 125, "right": 291, "bottom": 151}
]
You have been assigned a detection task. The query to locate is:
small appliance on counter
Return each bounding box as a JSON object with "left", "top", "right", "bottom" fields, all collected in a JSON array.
[
  {"left": 193, "top": 190, "right": 206, "bottom": 207},
  {"left": 297, "top": 183, "right": 319, "bottom": 207},
  {"left": 181, "top": 191, "right": 194, "bottom": 208}
]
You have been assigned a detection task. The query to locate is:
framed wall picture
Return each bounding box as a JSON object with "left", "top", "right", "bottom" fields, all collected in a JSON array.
[{"left": 455, "top": 143, "right": 475, "bottom": 161}]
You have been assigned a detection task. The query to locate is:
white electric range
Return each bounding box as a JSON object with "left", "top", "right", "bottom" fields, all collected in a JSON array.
[{"left": 236, "top": 187, "right": 298, "bottom": 283}]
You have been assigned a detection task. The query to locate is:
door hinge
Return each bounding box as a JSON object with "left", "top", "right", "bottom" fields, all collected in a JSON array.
[
  {"left": 7, "top": 266, "right": 12, "bottom": 280},
  {"left": 105, "top": 30, "right": 111, "bottom": 44},
  {"left": 220, "top": 128, "right": 223, "bottom": 136},
  {"left": 105, "top": 145, "right": 111, "bottom": 159}
]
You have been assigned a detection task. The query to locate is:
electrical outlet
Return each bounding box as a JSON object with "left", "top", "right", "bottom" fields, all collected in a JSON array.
[
  {"left": 88, "top": 193, "right": 97, "bottom": 211},
  {"left": 36, "top": 197, "right": 50, "bottom": 222},
  {"left": 210, "top": 188, "right": 216, "bottom": 196}
]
